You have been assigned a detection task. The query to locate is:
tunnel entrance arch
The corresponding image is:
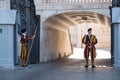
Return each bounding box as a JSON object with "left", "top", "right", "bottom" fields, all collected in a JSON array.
[{"left": 40, "top": 11, "right": 112, "bottom": 66}]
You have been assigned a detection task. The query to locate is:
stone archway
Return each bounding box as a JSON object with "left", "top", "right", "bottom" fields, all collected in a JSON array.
[{"left": 40, "top": 11, "right": 111, "bottom": 66}]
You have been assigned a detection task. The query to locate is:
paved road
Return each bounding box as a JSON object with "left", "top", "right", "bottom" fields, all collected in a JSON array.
[{"left": 0, "top": 58, "right": 120, "bottom": 80}]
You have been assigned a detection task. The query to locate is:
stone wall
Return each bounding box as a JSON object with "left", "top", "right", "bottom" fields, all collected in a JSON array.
[
  {"left": 34, "top": 0, "right": 111, "bottom": 17},
  {"left": 40, "top": 27, "right": 72, "bottom": 62}
]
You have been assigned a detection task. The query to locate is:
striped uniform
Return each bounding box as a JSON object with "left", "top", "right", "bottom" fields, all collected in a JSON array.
[
  {"left": 20, "top": 34, "right": 32, "bottom": 66},
  {"left": 82, "top": 34, "right": 97, "bottom": 59}
]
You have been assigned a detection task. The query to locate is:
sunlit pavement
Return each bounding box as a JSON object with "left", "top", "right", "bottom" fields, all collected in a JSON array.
[
  {"left": 1, "top": 48, "right": 120, "bottom": 80},
  {"left": 69, "top": 48, "right": 111, "bottom": 59},
  {"left": 68, "top": 48, "right": 112, "bottom": 67}
]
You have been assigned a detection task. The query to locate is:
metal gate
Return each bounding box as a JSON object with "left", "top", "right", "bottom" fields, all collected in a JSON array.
[
  {"left": 29, "top": 15, "right": 40, "bottom": 64},
  {"left": 11, "top": 0, "right": 40, "bottom": 64}
]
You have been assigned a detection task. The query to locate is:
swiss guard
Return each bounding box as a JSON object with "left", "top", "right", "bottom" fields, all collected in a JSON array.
[
  {"left": 82, "top": 28, "right": 97, "bottom": 68},
  {"left": 20, "top": 29, "right": 35, "bottom": 67}
]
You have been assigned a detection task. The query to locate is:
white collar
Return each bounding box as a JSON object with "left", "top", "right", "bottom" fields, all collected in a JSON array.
[
  {"left": 23, "top": 33, "right": 26, "bottom": 36},
  {"left": 88, "top": 34, "right": 92, "bottom": 36}
]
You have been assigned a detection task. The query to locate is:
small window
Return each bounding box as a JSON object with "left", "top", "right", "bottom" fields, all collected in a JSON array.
[{"left": 0, "top": 29, "right": 2, "bottom": 33}]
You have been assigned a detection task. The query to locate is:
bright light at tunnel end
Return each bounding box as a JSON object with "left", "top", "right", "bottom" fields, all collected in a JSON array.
[{"left": 68, "top": 48, "right": 111, "bottom": 59}]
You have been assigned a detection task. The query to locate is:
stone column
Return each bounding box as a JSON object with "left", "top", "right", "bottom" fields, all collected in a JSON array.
[
  {"left": 111, "top": 6, "right": 120, "bottom": 67},
  {"left": 0, "top": 0, "right": 10, "bottom": 10},
  {"left": 6, "top": 0, "right": 10, "bottom": 9},
  {"left": 113, "top": 24, "right": 120, "bottom": 67}
]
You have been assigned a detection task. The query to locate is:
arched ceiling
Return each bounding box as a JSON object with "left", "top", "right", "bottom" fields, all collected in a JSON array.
[{"left": 44, "top": 12, "right": 111, "bottom": 30}]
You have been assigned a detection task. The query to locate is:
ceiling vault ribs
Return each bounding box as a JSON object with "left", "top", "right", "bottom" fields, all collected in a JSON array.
[{"left": 44, "top": 12, "right": 110, "bottom": 29}]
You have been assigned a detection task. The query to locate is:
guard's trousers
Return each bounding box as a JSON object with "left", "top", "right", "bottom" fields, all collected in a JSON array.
[{"left": 20, "top": 45, "right": 28, "bottom": 66}]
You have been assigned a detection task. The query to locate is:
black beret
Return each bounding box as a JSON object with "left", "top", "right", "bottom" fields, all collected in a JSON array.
[
  {"left": 21, "top": 28, "right": 27, "bottom": 33},
  {"left": 88, "top": 28, "right": 92, "bottom": 32}
]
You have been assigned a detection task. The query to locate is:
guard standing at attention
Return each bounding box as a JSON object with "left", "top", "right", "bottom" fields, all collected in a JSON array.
[
  {"left": 82, "top": 28, "right": 97, "bottom": 68},
  {"left": 20, "top": 28, "right": 35, "bottom": 67}
]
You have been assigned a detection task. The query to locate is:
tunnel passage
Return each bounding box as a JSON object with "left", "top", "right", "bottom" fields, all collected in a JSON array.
[{"left": 40, "top": 11, "right": 111, "bottom": 63}]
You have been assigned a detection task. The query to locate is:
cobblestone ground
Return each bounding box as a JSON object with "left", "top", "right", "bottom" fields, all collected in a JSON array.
[{"left": 0, "top": 58, "right": 120, "bottom": 80}]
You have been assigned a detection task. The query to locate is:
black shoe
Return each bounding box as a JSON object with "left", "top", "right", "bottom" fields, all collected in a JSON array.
[
  {"left": 92, "top": 65, "right": 96, "bottom": 68},
  {"left": 85, "top": 65, "right": 88, "bottom": 68},
  {"left": 21, "top": 65, "right": 25, "bottom": 67}
]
